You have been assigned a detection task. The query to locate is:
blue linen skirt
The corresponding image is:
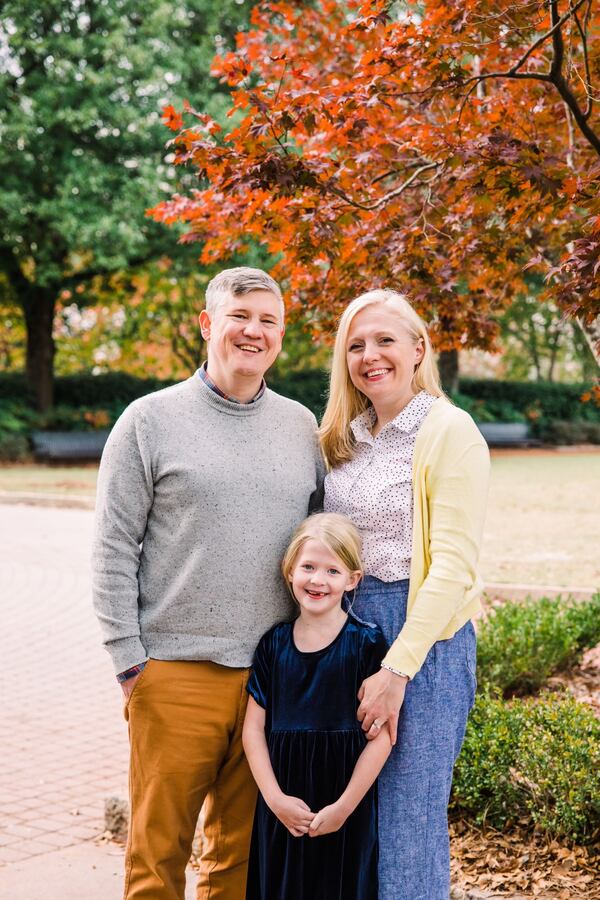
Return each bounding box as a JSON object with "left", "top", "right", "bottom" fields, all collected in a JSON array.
[{"left": 351, "top": 576, "right": 477, "bottom": 900}]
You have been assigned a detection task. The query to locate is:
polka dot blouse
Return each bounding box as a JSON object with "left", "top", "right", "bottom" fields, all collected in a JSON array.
[{"left": 324, "top": 391, "right": 437, "bottom": 581}]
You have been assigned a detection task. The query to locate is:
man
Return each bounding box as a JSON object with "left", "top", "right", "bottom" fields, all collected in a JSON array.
[{"left": 92, "top": 267, "right": 324, "bottom": 900}]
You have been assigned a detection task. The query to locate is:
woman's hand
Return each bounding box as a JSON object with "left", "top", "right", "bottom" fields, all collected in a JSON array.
[
  {"left": 270, "top": 793, "right": 315, "bottom": 837},
  {"left": 357, "top": 668, "right": 408, "bottom": 745},
  {"left": 308, "top": 800, "right": 349, "bottom": 837}
]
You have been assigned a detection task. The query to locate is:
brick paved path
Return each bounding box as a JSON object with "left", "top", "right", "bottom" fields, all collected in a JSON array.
[{"left": 0, "top": 504, "right": 128, "bottom": 865}]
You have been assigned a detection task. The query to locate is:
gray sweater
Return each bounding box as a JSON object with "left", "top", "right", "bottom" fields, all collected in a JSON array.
[{"left": 92, "top": 373, "right": 325, "bottom": 674}]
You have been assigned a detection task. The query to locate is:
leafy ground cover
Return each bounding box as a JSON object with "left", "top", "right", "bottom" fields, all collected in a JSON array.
[{"left": 477, "top": 593, "right": 600, "bottom": 696}]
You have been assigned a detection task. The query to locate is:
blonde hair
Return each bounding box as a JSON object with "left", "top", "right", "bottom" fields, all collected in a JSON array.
[
  {"left": 281, "top": 513, "right": 363, "bottom": 601},
  {"left": 319, "top": 289, "right": 445, "bottom": 468}
]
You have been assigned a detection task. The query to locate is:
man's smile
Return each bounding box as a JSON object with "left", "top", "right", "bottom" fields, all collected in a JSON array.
[{"left": 237, "top": 344, "right": 262, "bottom": 353}]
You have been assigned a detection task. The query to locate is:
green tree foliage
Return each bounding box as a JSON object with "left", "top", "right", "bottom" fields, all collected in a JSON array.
[
  {"left": 0, "top": 0, "right": 253, "bottom": 408},
  {"left": 499, "top": 282, "right": 598, "bottom": 384}
]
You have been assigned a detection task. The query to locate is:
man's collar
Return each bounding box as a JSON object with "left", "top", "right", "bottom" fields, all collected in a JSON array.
[{"left": 199, "top": 362, "right": 266, "bottom": 404}]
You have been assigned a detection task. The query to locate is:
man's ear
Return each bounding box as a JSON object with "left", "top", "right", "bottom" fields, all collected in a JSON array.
[{"left": 199, "top": 309, "right": 211, "bottom": 340}]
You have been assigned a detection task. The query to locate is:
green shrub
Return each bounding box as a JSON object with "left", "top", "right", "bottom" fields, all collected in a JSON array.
[
  {"left": 269, "top": 369, "right": 329, "bottom": 417},
  {"left": 53, "top": 372, "right": 176, "bottom": 407},
  {"left": 477, "top": 593, "right": 600, "bottom": 696},
  {"left": 0, "top": 370, "right": 330, "bottom": 418},
  {"left": 1, "top": 370, "right": 597, "bottom": 430},
  {"left": 0, "top": 401, "right": 35, "bottom": 434},
  {"left": 0, "top": 373, "right": 34, "bottom": 404},
  {"left": 538, "top": 419, "right": 600, "bottom": 444},
  {"left": 0, "top": 432, "right": 30, "bottom": 461},
  {"left": 451, "top": 392, "right": 527, "bottom": 423},
  {"left": 452, "top": 693, "right": 600, "bottom": 843},
  {"left": 457, "top": 378, "right": 600, "bottom": 424},
  {"left": 33, "top": 404, "right": 123, "bottom": 432}
]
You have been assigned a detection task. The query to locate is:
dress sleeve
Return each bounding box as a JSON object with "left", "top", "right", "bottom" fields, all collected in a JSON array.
[
  {"left": 247, "top": 630, "right": 274, "bottom": 709},
  {"left": 359, "top": 625, "right": 389, "bottom": 684}
]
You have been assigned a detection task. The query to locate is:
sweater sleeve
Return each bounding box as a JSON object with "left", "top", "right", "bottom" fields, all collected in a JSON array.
[
  {"left": 91, "top": 403, "right": 154, "bottom": 674},
  {"left": 382, "top": 431, "right": 490, "bottom": 678}
]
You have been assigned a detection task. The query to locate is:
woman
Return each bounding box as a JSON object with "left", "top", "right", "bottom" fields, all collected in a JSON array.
[{"left": 321, "top": 289, "right": 489, "bottom": 900}]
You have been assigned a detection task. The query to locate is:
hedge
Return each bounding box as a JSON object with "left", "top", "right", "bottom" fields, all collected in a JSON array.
[
  {"left": 1, "top": 370, "right": 597, "bottom": 415},
  {"left": 0, "top": 371, "right": 597, "bottom": 438},
  {"left": 456, "top": 377, "right": 599, "bottom": 425},
  {"left": 477, "top": 593, "right": 600, "bottom": 697},
  {"left": 452, "top": 692, "right": 600, "bottom": 843}
]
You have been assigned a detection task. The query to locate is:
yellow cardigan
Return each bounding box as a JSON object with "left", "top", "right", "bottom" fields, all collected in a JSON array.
[{"left": 381, "top": 398, "right": 490, "bottom": 679}]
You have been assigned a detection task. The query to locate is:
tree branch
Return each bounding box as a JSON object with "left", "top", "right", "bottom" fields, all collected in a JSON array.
[
  {"left": 457, "top": 0, "right": 588, "bottom": 94},
  {"left": 510, "top": 0, "right": 588, "bottom": 75},
  {"left": 548, "top": 0, "right": 600, "bottom": 156},
  {"left": 572, "top": 6, "right": 593, "bottom": 119},
  {"left": 456, "top": 0, "right": 600, "bottom": 157},
  {"left": 327, "top": 163, "right": 440, "bottom": 211}
]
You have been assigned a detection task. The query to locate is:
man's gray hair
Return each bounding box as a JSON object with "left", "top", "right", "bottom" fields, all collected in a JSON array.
[{"left": 205, "top": 267, "right": 285, "bottom": 324}]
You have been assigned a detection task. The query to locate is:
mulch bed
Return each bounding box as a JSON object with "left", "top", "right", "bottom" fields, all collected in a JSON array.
[{"left": 450, "top": 819, "right": 600, "bottom": 898}]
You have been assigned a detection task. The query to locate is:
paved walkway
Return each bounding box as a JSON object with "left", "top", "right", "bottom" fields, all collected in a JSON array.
[
  {"left": 0, "top": 504, "right": 199, "bottom": 896},
  {"left": 0, "top": 503, "right": 127, "bottom": 865}
]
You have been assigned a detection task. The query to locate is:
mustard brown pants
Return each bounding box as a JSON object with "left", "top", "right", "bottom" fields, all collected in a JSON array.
[{"left": 123, "top": 659, "right": 256, "bottom": 900}]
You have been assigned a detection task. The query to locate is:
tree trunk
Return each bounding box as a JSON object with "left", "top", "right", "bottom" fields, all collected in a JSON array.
[
  {"left": 22, "top": 288, "right": 56, "bottom": 411},
  {"left": 438, "top": 348, "right": 459, "bottom": 394},
  {"left": 576, "top": 316, "right": 600, "bottom": 369}
]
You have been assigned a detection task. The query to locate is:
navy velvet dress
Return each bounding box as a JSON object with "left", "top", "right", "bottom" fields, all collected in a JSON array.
[{"left": 245, "top": 614, "right": 388, "bottom": 900}]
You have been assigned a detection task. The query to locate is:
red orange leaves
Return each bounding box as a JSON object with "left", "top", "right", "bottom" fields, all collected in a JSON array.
[
  {"left": 152, "top": 0, "right": 600, "bottom": 347},
  {"left": 161, "top": 105, "right": 183, "bottom": 132}
]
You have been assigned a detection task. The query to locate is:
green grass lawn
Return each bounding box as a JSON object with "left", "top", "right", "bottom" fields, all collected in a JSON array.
[{"left": 1, "top": 451, "right": 599, "bottom": 589}]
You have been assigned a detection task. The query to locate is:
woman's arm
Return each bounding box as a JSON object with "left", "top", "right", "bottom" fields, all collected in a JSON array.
[
  {"left": 308, "top": 727, "right": 392, "bottom": 837},
  {"left": 357, "top": 431, "right": 489, "bottom": 743},
  {"left": 242, "top": 696, "right": 315, "bottom": 837}
]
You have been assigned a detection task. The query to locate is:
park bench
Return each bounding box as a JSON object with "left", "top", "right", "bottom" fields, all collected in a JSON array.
[
  {"left": 477, "top": 422, "right": 538, "bottom": 448},
  {"left": 31, "top": 430, "right": 110, "bottom": 462}
]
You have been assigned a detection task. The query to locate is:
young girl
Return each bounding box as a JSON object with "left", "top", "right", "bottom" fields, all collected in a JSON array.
[{"left": 243, "top": 513, "right": 391, "bottom": 900}]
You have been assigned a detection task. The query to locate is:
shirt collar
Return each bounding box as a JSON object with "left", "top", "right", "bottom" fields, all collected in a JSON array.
[
  {"left": 350, "top": 391, "right": 436, "bottom": 444},
  {"left": 350, "top": 407, "right": 377, "bottom": 445},
  {"left": 199, "top": 362, "right": 266, "bottom": 404}
]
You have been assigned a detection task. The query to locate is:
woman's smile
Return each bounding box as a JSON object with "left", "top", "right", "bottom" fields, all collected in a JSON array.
[{"left": 346, "top": 304, "right": 424, "bottom": 424}]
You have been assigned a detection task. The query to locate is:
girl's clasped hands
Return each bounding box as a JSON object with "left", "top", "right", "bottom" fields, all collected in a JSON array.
[{"left": 269, "top": 792, "right": 350, "bottom": 838}]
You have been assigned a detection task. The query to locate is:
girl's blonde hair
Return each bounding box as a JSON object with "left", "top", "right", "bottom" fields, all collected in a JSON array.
[
  {"left": 319, "top": 289, "right": 445, "bottom": 468},
  {"left": 282, "top": 513, "right": 363, "bottom": 601}
]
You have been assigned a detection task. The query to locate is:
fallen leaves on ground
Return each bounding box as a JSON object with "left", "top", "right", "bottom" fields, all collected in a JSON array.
[
  {"left": 547, "top": 645, "right": 600, "bottom": 718},
  {"left": 450, "top": 818, "right": 600, "bottom": 898}
]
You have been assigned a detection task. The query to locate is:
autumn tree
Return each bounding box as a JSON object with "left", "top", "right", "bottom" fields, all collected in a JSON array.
[
  {"left": 0, "top": 0, "right": 254, "bottom": 409},
  {"left": 152, "top": 0, "right": 600, "bottom": 375}
]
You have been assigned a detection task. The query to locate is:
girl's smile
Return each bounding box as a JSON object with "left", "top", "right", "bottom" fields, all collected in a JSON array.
[{"left": 289, "top": 538, "right": 360, "bottom": 622}]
